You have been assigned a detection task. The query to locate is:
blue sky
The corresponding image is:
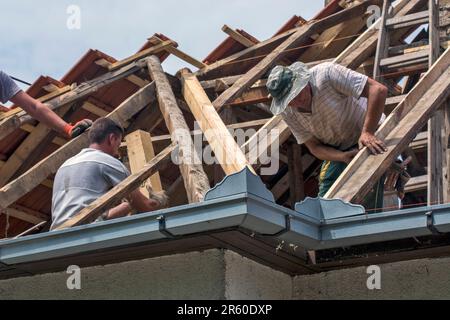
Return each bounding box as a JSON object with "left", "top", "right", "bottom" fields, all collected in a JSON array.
[{"left": 1, "top": 1, "right": 323, "bottom": 90}]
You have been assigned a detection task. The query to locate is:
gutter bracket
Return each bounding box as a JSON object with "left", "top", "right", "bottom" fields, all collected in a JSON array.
[
  {"left": 426, "top": 211, "right": 443, "bottom": 235},
  {"left": 157, "top": 215, "right": 177, "bottom": 239}
]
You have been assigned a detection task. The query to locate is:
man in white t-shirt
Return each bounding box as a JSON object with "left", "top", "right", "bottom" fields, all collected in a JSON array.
[
  {"left": 266, "top": 62, "right": 389, "bottom": 209},
  {"left": 51, "top": 118, "right": 168, "bottom": 230}
]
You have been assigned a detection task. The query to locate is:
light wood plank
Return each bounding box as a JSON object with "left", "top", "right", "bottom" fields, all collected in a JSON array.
[
  {"left": 125, "top": 130, "right": 163, "bottom": 197},
  {"left": 180, "top": 70, "right": 255, "bottom": 175}
]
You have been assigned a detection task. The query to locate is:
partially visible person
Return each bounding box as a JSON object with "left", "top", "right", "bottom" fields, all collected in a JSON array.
[
  {"left": 51, "top": 118, "right": 168, "bottom": 230},
  {"left": 0, "top": 70, "right": 91, "bottom": 139}
]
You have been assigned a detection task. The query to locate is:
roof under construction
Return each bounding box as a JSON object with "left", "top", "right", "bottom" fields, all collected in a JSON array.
[{"left": 0, "top": 0, "right": 449, "bottom": 279}]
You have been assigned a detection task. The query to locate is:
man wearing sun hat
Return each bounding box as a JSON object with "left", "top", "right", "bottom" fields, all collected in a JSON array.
[{"left": 266, "top": 61, "right": 390, "bottom": 209}]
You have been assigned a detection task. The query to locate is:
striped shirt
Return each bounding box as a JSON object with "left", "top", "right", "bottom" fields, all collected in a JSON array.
[{"left": 281, "top": 62, "right": 386, "bottom": 151}]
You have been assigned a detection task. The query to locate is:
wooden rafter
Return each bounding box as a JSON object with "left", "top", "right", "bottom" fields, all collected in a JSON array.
[{"left": 147, "top": 56, "right": 210, "bottom": 203}]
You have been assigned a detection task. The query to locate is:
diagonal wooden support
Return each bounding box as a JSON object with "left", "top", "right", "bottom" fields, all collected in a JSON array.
[
  {"left": 210, "top": 0, "right": 381, "bottom": 113},
  {"left": 147, "top": 56, "right": 210, "bottom": 203},
  {"left": 125, "top": 130, "right": 163, "bottom": 197},
  {"left": 54, "top": 144, "right": 176, "bottom": 230},
  {"left": 0, "top": 80, "right": 157, "bottom": 211},
  {"left": 108, "top": 40, "right": 175, "bottom": 71},
  {"left": 324, "top": 48, "right": 450, "bottom": 204},
  {"left": 0, "top": 59, "right": 149, "bottom": 141},
  {"left": 150, "top": 36, "right": 207, "bottom": 70},
  {"left": 179, "top": 69, "right": 255, "bottom": 176},
  {"left": 221, "top": 25, "right": 259, "bottom": 48}
]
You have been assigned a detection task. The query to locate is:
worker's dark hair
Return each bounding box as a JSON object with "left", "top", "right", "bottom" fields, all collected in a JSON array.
[{"left": 88, "top": 117, "right": 124, "bottom": 144}]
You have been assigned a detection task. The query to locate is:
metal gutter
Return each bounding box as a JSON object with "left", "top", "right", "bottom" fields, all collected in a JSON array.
[{"left": 0, "top": 168, "right": 449, "bottom": 269}]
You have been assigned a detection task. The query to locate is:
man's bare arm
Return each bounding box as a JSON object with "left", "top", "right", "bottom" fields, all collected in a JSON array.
[
  {"left": 359, "top": 78, "right": 388, "bottom": 155},
  {"left": 10, "top": 90, "right": 69, "bottom": 134},
  {"left": 304, "top": 137, "right": 358, "bottom": 164},
  {"left": 10, "top": 90, "right": 92, "bottom": 139},
  {"left": 126, "top": 189, "right": 160, "bottom": 213}
]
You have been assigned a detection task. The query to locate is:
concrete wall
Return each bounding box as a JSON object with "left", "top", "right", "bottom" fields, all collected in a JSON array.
[
  {"left": 224, "top": 251, "right": 292, "bottom": 300},
  {"left": 1, "top": 249, "right": 450, "bottom": 299},
  {"left": 0, "top": 249, "right": 291, "bottom": 300},
  {"left": 293, "top": 257, "right": 450, "bottom": 300},
  {"left": 0, "top": 250, "right": 226, "bottom": 300}
]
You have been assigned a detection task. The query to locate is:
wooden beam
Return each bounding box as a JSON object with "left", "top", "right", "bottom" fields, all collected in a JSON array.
[
  {"left": 0, "top": 59, "right": 148, "bottom": 141},
  {"left": 180, "top": 70, "right": 255, "bottom": 175},
  {"left": 445, "top": 99, "right": 450, "bottom": 203},
  {"left": 147, "top": 56, "right": 210, "bottom": 203},
  {"left": 373, "top": 0, "right": 392, "bottom": 81},
  {"left": 271, "top": 154, "right": 315, "bottom": 200},
  {"left": 54, "top": 144, "right": 176, "bottom": 230},
  {"left": 405, "top": 175, "right": 427, "bottom": 193},
  {"left": 95, "top": 58, "right": 150, "bottom": 88},
  {"left": 81, "top": 101, "right": 109, "bottom": 117},
  {"left": 288, "top": 143, "right": 305, "bottom": 204},
  {"left": 324, "top": 48, "right": 450, "bottom": 204},
  {"left": 0, "top": 80, "right": 157, "bottom": 211},
  {"left": 428, "top": 0, "right": 444, "bottom": 205},
  {"left": 108, "top": 40, "right": 175, "bottom": 71},
  {"left": 125, "top": 130, "right": 163, "bottom": 197},
  {"left": 4, "top": 205, "right": 48, "bottom": 225},
  {"left": 210, "top": 0, "right": 379, "bottom": 113},
  {"left": 151, "top": 36, "right": 207, "bottom": 69},
  {"left": 222, "top": 25, "right": 259, "bottom": 47},
  {"left": 299, "top": 14, "right": 368, "bottom": 62}
]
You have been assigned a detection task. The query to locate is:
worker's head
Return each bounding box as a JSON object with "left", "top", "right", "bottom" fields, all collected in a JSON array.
[
  {"left": 266, "top": 62, "right": 311, "bottom": 115},
  {"left": 88, "top": 118, "right": 124, "bottom": 158}
]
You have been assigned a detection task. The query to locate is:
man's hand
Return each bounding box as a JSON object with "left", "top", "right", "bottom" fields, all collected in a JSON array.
[
  {"left": 64, "top": 119, "right": 93, "bottom": 139},
  {"left": 145, "top": 182, "right": 169, "bottom": 208},
  {"left": 359, "top": 131, "right": 387, "bottom": 155},
  {"left": 341, "top": 148, "right": 359, "bottom": 164}
]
